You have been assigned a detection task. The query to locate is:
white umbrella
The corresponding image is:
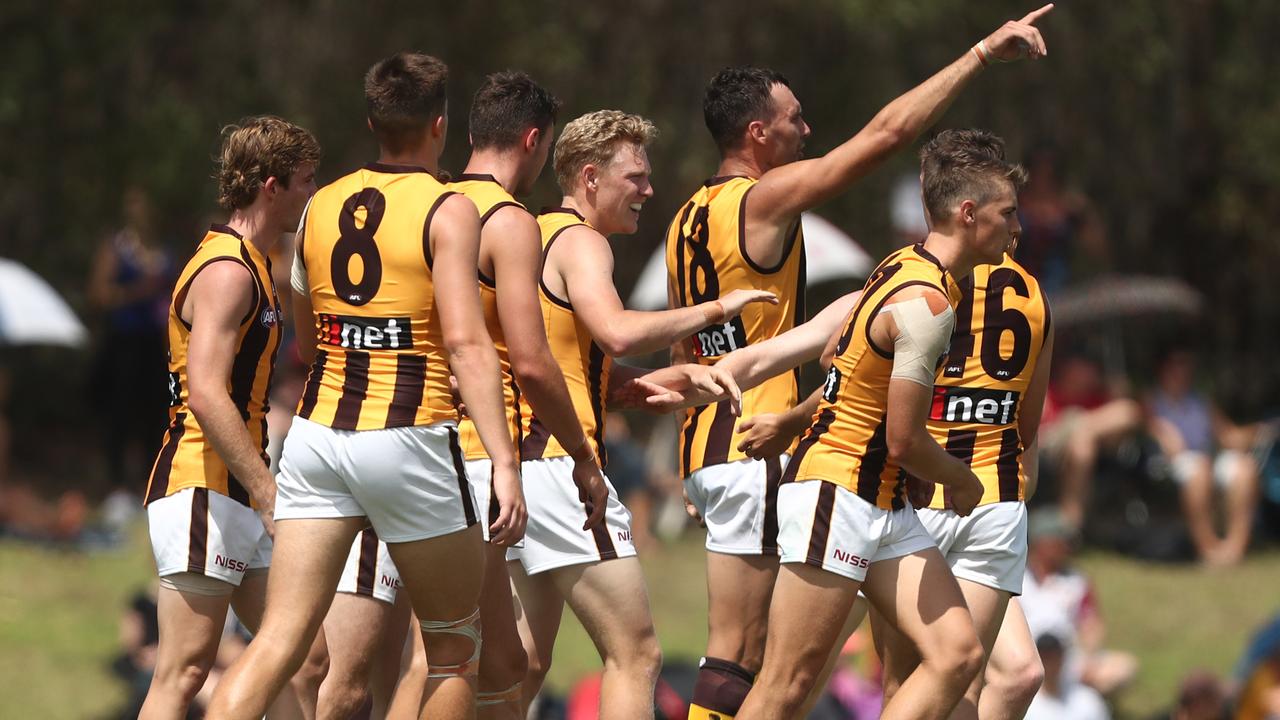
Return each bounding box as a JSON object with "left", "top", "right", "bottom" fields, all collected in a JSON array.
[
  {"left": 626, "top": 212, "right": 874, "bottom": 309},
  {"left": 0, "top": 258, "right": 88, "bottom": 347}
]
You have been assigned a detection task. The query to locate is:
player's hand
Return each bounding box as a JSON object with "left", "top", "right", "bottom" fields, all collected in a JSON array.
[
  {"left": 570, "top": 451, "right": 609, "bottom": 531},
  {"left": 949, "top": 472, "right": 984, "bottom": 517},
  {"left": 640, "top": 364, "right": 742, "bottom": 414},
  {"left": 612, "top": 377, "right": 674, "bottom": 411},
  {"left": 905, "top": 474, "right": 935, "bottom": 509},
  {"left": 488, "top": 462, "right": 527, "bottom": 546},
  {"left": 736, "top": 413, "right": 798, "bottom": 460},
  {"left": 254, "top": 484, "right": 277, "bottom": 539},
  {"left": 982, "top": 3, "right": 1053, "bottom": 61},
  {"left": 448, "top": 375, "right": 467, "bottom": 416},
  {"left": 683, "top": 486, "right": 705, "bottom": 527},
  {"left": 718, "top": 289, "right": 778, "bottom": 320},
  {"left": 258, "top": 510, "right": 276, "bottom": 540}
]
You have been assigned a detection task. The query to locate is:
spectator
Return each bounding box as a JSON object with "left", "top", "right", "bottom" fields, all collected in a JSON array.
[
  {"left": 1162, "top": 670, "right": 1227, "bottom": 720},
  {"left": 1025, "top": 633, "right": 1110, "bottom": 720},
  {"left": 1021, "top": 509, "right": 1138, "bottom": 697},
  {"left": 1039, "top": 354, "right": 1143, "bottom": 527},
  {"left": 1015, "top": 144, "right": 1109, "bottom": 296},
  {"left": 86, "top": 186, "right": 174, "bottom": 524},
  {"left": 603, "top": 412, "right": 656, "bottom": 550},
  {"left": 1147, "top": 349, "right": 1260, "bottom": 565}
]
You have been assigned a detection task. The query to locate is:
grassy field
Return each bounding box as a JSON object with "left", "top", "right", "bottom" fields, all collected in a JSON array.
[{"left": 1, "top": 523, "right": 1276, "bottom": 718}]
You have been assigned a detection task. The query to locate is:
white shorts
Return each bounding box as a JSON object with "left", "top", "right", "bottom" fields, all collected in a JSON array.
[
  {"left": 509, "top": 455, "right": 637, "bottom": 575},
  {"left": 777, "top": 480, "right": 934, "bottom": 583},
  {"left": 917, "top": 502, "right": 1028, "bottom": 595},
  {"left": 684, "top": 455, "right": 789, "bottom": 556},
  {"left": 465, "top": 458, "right": 496, "bottom": 542},
  {"left": 1169, "top": 449, "right": 1252, "bottom": 488},
  {"left": 147, "top": 487, "right": 272, "bottom": 586},
  {"left": 335, "top": 528, "right": 402, "bottom": 605},
  {"left": 276, "top": 416, "right": 479, "bottom": 543}
]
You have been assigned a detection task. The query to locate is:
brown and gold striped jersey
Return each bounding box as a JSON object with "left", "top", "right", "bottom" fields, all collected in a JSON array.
[
  {"left": 518, "top": 208, "right": 612, "bottom": 463},
  {"left": 783, "top": 244, "right": 963, "bottom": 510},
  {"left": 145, "top": 225, "right": 283, "bottom": 508},
  {"left": 921, "top": 255, "right": 1050, "bottom": 508},
  {"left": 450, "top": 174, "right": 526, "bottom": 460},
  {"left": 666, "top": 176, "right": 806, "bottom": 477},
  {"left": 294, "top": 163, "right": 458, "bottom": 431}
]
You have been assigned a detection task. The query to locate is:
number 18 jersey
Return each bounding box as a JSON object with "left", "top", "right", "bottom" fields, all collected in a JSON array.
[
  {"left": 295, "top": 162, "right": 458, "bottom": 431},
  {"left": 665, "top": 176, "right": 806, "bottom": 477}
]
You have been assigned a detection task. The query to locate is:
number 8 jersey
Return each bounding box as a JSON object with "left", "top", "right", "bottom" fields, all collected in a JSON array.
[
  {"left": 293, "top": 162, "right": 458, "bottom": 431},
  {"left": 923, "top": 254, "right": 1050, "bottom": 508},
  {"left": 665, "top": 176, "right": 806, "bottom": 477}
]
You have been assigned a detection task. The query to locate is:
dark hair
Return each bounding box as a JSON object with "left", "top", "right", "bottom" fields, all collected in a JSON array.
[
  {"left": 364, "top": 52, "right": 449, "bottom": 153},
  {"left": 216, "top": 116, "right": 321, "bottom": 211},
  {"left": 919, "top": 129, "right": 1027, "bottom": 222},
  {"left": 703, "top": 66, "right": 790, "bottom": 153},
  {"left": 468, "top": 71, "right": 561, "bottom": 151}
]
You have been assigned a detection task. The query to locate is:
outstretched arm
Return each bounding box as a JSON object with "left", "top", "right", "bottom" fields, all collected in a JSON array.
[
  {"left": 558, "top": 225, "right": 776, "bottom": 357},
  {"left": 746, "top": 5, "right": 1053, "bottom": 243}
]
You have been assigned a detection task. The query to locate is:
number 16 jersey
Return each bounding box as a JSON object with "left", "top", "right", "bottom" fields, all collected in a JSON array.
[{"left": 294, "top": 162, "right": 459, "bottom": 431}]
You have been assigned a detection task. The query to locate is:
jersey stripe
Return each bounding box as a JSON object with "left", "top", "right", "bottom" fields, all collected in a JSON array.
[
  {"left": 997, "top": 428, "right": 1022, "bottom": 502},
  {"left": 356, "top": 529, "right": 378, "bottom": 596},
  {"left": 298, "top": 350, "right": 326, "bottom": 419},
  {"left": 587, "top": 342, "right": 608, "bottom": 466},
  {"left": 146, "top": 415, "right": 186, "bottom": 504},
  {"left": 942, "top": 429, "right": 978, "bottom": 510},
  {"left": 701, "top": 400, "right": 737, "bottom": 468},
  {"left": 332, "top": 351, "right": 371, "bottom": 431},
  {"left": 854, "top": 418, "right": 892, "bottom": 504},
  {"left": 762, "top": 455, "right": 782, "bottom": 555},
  {"left": 386, "top": 354, "right": 427, "bottom": 428}
]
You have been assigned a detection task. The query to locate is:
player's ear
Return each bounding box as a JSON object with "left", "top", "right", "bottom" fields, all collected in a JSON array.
[
  {"left": 582, "top": 164, "right": 598, "bottom": 193},
  {"left": 431, "top": 114, "right": 446, "bottom": 139},
  {"left": 747, "top": 119, "right": 767, "bottom": 146},
  {"left": 960, "top": 199, "right": 977, "bottom": 226},
  {"left": 524, "top": 126, "right": 540, "bottom": 153},
  {"left": 263, "top": 175, "right": 279, "bottom": 199}
]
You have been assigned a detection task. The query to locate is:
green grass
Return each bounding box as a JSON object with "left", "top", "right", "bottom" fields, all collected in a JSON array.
[{"left": 2, "top": 524, "right": 1276, "bottom": 718}]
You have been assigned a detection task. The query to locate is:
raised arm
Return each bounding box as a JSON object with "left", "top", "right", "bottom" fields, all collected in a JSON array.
[
  {"left": 184, "top": 261, "right": 277, "bottom": 534},
  {"left": 431, "top": 194, "right": 525, "bottom": 545},
  {"left": 747, "top": 5, "right": 1053, "bottom": 237},
  {"left": 488, "top": 208, "right": 605, "bottom": 529},
  {"left": 557, "top": 225, "right": 775, "bottom": 357}
]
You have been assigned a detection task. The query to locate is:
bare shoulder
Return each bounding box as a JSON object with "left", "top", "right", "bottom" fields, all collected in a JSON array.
[
  {"left": 885, "top": 284, "right": 951, "bottom": 315},
  {"left": 436, "top": 192, "right": 482, "bottom": 226}
]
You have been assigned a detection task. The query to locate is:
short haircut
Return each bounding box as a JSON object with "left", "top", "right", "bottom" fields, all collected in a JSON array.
[
  {"left": 216, "top": 116, "right": 321, "bottom": 211},
  {"left": 364, "top": 52, "right": 449, "bottom": 154},
  {"left": 703, "top": 66, "right": 791, "bottom": 153},
  {"left": 469, "top": 71, "right": 561, "bottom": 151},
  {"left": 919, "top": 129, "right": 1027, "bottom": 221},
  {"left": 553, "top": 110, "right": 657, "bottom": 193}
]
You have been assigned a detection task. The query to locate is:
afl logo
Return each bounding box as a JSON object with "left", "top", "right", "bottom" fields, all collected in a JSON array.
[{"left": 260, "top": 307, "right": 280, "bottom": 327}]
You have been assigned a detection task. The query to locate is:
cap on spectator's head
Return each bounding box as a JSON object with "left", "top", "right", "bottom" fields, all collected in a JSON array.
[
  {"left": 1028, "top": 508, "right": 1078, "bottom": 543},
  {"left": 1034, "top": 633, "right": 1066, "bottom": 656}
]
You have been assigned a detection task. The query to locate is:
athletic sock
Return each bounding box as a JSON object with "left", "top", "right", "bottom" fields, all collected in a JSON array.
[{"left": 688, "top": 656, "right": 755, "bottom": 719}]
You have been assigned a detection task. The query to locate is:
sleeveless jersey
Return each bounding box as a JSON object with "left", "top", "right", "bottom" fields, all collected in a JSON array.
[
  {"left": 451, "top": 174, "right": 526, "bottom": 460},
  {"left": 295, "top": 163, "right": 458, "bottom": 431},
  {"left": 518, "top": 208, "right": 612, "bottom": 464},
  {"left": 782, "top": 244, "right": 962, "bottom": 510},
  {"left": 145, "top": 225, "right": 283, "bottom": 508},
  {"left": 665, "top": 176, "right": 806, "bottom": 477},
  {"left": 922, "top": 255, "right": 1050, "bottom": 508}
]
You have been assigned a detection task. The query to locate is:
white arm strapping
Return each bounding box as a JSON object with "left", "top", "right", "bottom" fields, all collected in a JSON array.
[
  {"left": 883, "top": 296, "right": 955, "bottom": 387},
  {"left": 289, "top": 198, "right": 312, "bottom": 296}
]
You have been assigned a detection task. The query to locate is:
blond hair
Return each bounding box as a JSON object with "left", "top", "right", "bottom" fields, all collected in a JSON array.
[
  {"left": 217, "top": 116, "right": 321, "bottom": 211},
  {"left": 553, "top": 110, "right": 657, "bottom": 192},
  {"left": 919, "top": 128, "right": 1026, "bottom": 222}
]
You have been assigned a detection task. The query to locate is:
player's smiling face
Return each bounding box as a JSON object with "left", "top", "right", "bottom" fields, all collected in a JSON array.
[
  {"left": 592, "top": 141, "right": 653, "bottom": 235},
  {"left": 764, "top": 83, "right": 810, "bottom": 167}
]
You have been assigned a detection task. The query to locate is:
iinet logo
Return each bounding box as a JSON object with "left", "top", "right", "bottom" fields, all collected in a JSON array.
[
  {"left": 929, "top": 387, "right": 1021, "bottom": 426},
  {"left": 832, "top": 548, "right": 870, "bottom": 569}
]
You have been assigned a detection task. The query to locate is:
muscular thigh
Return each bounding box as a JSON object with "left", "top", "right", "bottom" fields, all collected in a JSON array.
[
  {"left": 863, "top": 546, "right": 975, "bottom": 662},
  {"left": 552, "top": 557, "right": 656, "bottom": 657}
]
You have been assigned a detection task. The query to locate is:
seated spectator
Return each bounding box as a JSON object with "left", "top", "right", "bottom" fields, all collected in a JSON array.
[
  {"left": 1025, "top": 633, "right": 1110, "bottom": 720},
  {"left": 1021, "top": 509, "right": 1138, "bottom": 697},
  {"left": 1147, "top": 350, "right": 1260, "bottom": 565},
  {"left": 1165, "top": 670, "right": 1226, "bottom": 720},
  {"left": 1016, "top": 144, "right": 1109, "bottom": 296},
  {"left": 603, "top": 412, "right": 657, "bottom": 550},
  {"left": 1038, "top": 353, "right": 1143, "bottom": 527}
]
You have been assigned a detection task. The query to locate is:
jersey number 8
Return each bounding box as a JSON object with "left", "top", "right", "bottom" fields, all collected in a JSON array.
[{"left": 331, "top": 188, "right": 386, "bottom": 306}]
